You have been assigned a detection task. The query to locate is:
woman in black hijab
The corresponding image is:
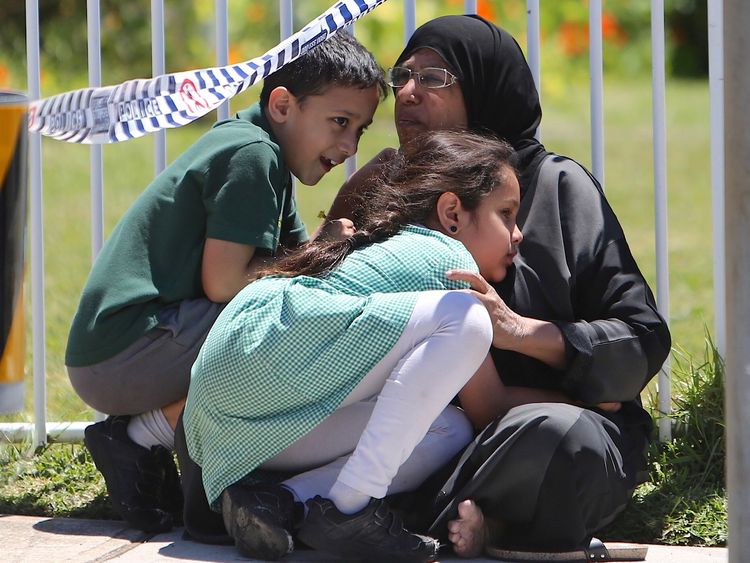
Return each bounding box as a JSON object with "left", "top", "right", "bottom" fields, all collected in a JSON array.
[{"left": 328, "top": 14, "right": 671, "bottom": 558}]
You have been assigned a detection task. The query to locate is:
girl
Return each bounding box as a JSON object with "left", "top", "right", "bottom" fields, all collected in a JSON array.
[{"left": 183, "top": 129, "right": 522, "bottom": 562}]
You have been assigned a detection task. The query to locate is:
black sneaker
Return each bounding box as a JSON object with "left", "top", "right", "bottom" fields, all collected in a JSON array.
[
  {"left": 297, "top": 496, "right": 440, "bottom": 563},
  {"left": 84, "top": 415, "right": 178, "bottom": 533},
  {"left": 221, "top": 483, "right": 303, "bottom": 560}
]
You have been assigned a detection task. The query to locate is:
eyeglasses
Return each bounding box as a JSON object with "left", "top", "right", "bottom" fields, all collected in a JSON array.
[{"left": 387, "top": 66, "right": 459, "bottom": 89}]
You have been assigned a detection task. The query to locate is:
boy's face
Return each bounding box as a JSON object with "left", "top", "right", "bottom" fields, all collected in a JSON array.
[{"left": 271, "top": 85, "right": 380, "bottom": 186}]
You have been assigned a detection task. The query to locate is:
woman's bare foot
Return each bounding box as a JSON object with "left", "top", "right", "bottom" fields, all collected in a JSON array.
[{"left": 446, "top": 499, "right": 488, "bottom": 558}]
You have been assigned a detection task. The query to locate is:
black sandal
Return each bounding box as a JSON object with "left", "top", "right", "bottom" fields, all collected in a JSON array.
[{"left": 486, "top": 537, "right": 648, "bottom": 562}]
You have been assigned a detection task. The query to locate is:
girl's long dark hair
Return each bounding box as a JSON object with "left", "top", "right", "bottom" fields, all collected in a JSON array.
[{"left": 260, "top": 129, "right": 516, "bottom": 279}]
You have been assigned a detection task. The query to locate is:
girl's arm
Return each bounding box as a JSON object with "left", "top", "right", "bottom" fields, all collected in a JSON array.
[{"left": 459, "top": 354, "right": 570, "bottom": 430}]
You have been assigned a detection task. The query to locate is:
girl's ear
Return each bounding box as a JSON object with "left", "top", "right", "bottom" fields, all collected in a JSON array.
[
  {"left": 266, "top": 87, "right": 295, "bottom": 124},
  {"left": 435, "top": 191, "right": 463, "bottom": 235}
]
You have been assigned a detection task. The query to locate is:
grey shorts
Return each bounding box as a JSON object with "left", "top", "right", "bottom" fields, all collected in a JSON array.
[{"left": 67, "top": 298, "right": 225, "bottom": 415}]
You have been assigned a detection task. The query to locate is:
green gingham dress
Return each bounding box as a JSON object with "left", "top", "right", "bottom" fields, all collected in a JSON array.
[{"left": 184, "top": 225, "right": 478, "bottom": 507}]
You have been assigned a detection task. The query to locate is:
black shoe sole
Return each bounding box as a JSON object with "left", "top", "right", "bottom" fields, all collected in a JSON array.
[{"left": 221, "top": 487, "right": 294, "bottom": 561}]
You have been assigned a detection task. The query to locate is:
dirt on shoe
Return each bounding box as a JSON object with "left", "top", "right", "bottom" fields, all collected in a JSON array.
[{"left": 221, "top": 483, "right": 302, "bottom": 561}]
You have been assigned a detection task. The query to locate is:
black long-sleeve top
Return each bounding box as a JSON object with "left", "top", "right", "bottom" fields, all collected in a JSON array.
[{"left": 492, "top": 155, "right": 672, "bottom": 412}]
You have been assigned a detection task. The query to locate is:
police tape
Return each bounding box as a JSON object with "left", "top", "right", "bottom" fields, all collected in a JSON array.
[{"left": 27, "top": 0, "right": 388, "bottom": 144}]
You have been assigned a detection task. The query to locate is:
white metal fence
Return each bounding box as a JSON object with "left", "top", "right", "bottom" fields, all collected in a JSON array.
[{"left": 2, "top": 1, "right": 726, "bottom": 448}]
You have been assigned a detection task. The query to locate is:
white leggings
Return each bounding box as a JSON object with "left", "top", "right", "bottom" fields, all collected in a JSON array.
[{"left": 260, "top": 290, "right": 492, "bottom": 501}]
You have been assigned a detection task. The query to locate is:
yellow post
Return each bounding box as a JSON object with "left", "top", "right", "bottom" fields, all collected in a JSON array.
[{"left": 0, "top": 91, "right": 28, "bottom": 414}]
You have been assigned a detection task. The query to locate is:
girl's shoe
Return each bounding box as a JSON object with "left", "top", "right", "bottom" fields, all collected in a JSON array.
[
  {"left": 221, "top": 483, "right": 302, "bottom": 561},
  {"left": 297, "top": 495, "right": 440, "bottom": 563}
]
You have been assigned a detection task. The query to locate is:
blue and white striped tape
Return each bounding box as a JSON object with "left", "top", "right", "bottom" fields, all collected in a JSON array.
[{"left": 28, "top": 0, "right": 388, "bottom": 144}]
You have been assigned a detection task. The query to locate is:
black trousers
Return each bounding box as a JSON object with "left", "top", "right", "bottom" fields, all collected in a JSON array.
[
  {"left": 174, "top": 411, "right": 297, "bottom": 543},
  {"left": 174, "top": 411, "right": 231, "bottom": 544},
  {"left": 394, "top": 402, "right": 650, "bottom": 550}
]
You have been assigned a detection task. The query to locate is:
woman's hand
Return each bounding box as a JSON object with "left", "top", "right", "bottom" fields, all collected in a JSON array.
[
  {"left": 446, "top": 269, "right": 567, "bottom": 370},
  {"left": 446, "top": 269, "right": 526, "bottom": 349}
]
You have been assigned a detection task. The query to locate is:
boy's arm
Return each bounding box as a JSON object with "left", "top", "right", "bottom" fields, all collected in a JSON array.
[{"left": 201, "top": 238, "right": 272, "bottom": 303}]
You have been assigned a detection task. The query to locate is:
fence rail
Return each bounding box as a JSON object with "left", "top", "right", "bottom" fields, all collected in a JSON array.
[{"left": 2, "top": 0, "right": 726, "bottom": 447}]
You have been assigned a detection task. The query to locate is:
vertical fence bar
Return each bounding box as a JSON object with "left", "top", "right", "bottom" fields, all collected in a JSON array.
[
  {"left": 589, "top": 0, "right": 605, "bottom": 185},
  {"left": 86, "top": 0, "right": 104, "bottom": 262},
  {"left": 215, "top": 0, "right": 229, "bottom": 121},
  {"left": 344, "top": 23, "right": 357, "bottom": 178},
  {"left": 403, "top": 0, "right": 416, "bottom": 44},
  {"left": 278, "top": 1, "right": 298, "bottom": 189},
  {"left": 279, "top": 0, "right": 294, "bottom": 39},
  {"left": 526, "top": 0, "right": 541, "bottom": 140},
  {"left": 87, "top": 0, "right": 106, "bottom": 424},
  {"left": 151, "top": 0, "right": 167, "bottom": 175},
  {"left": 650, "top": 0, "right": 671, "bottom": 442},
  {"left": 725, "top": 1, "right": 750, "bottom": 558},
  {"left": 25, "top": 0, "right": 47, "bottom": 447},
  {"left": 708, "top": 0, "right": 725, "bottom": 356}
]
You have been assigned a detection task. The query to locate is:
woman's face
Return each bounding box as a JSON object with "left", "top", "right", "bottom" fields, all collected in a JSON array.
[{"left": 393, "top": 48, "right": 469, "bottom": 145}]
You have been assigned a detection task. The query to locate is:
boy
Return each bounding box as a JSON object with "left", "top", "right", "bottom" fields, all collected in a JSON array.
[{"left": 65, "top": 31, "right": 386, "bottom": 533}]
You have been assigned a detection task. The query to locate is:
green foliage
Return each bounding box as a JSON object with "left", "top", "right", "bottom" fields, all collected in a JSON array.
[
  {"left": 0, "top": 441, "right": 115, "bottom": 519},
  {"left": 666, "top": 0, "right": 709, "bottom": 77},
  {"left": 662, "top": 338, "right": 725, "bottom": 491},
  {"left": 602, "top": 336, "right": 727, "bottom": 547}
]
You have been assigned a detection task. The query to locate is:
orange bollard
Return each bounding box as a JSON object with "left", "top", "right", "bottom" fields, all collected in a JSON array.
[{"left": 0, "top": 91, "right": 28, "bottom": 414}]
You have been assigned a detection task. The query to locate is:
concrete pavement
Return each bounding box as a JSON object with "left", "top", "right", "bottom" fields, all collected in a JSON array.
[{"left": 1, "top": 514, "right": 728, "bottom": 563}]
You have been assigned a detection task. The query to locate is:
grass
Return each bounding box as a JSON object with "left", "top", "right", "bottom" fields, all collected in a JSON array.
[
  {"left": 0, "top": 77, "right": 724, "bottom": 544},
  {"left": 601, "top": 336, "right": 726, "bottom": 546},
  {"left": 0, "top": 440, "right": 114, "bottom": 519}
]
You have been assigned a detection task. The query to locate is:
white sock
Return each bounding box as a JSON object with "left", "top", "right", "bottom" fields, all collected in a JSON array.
[
  {"left": 328, "top": 480, "right": 370, "bottom": 515},
  {"left": 126, "top": 409, "right": 174, "bottom": 450}
]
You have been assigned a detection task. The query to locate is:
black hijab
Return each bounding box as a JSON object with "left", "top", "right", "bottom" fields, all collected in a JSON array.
[{"left": 396, "top": 15, "right": 549, "bottom": 194}]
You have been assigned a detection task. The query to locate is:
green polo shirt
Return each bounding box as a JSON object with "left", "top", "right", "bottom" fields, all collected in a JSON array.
[{"left": 66, "top": 103, "right": 307, "bottom": 367}]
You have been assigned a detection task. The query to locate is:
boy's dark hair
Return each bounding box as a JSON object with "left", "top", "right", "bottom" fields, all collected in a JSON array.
[
  {"left": 260, "top": 129, "right": 517, "bottom": 279},
  {"left": 260, "top": 31, "right": 387, "bottom": 107}
]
